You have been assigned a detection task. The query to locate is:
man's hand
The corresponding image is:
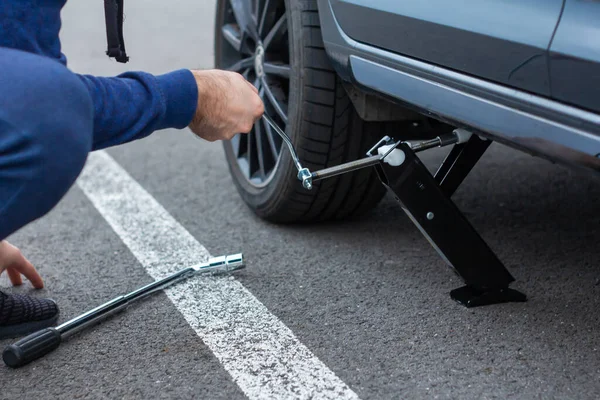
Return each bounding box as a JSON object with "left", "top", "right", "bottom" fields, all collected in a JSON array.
[
  {"left": 188, "top": 69, "right": 264, "bottom": 142},
  {"left": 0, "top": 241, "right": 44, "bottom": 289}
]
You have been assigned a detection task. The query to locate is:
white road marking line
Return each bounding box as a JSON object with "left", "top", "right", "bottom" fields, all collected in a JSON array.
[{"left": 77, "top": 150, "right": 360, "bottom": 400}]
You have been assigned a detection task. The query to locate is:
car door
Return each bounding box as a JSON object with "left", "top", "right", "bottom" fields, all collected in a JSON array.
[
  {"left": 330, "top": 0, "right": 564, "bottom": 97},
  {"left": 548, "top": 0, "right": 600, "bottom": 114}
]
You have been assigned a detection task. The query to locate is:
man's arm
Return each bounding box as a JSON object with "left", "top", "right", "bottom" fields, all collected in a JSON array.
[
  {"left": 78, "top": 69, "right": 198, "bottom": 150},
  {"left": 0, "top": 68, "right": 263, "bottom": 289},
  {"left": 78, "top": 69, "right": 264, "bottom": 150}
]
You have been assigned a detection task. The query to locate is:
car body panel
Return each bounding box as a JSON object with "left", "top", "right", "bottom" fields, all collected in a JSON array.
[
  {"left": 331, "top": 0, "right": 564, "bottom": 96},
  {"left": 549, "top": 0, "right": 600, "bottom": 113},
  {"left": 351, "top": 55, "right": 600, "bottom": 172},
  {"left": 316, "top": 0, "right": 600, "bottom": 174}
]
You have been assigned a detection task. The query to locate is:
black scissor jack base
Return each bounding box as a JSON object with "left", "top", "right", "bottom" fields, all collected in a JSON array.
[
  {"left": 374, "top": 138, "right": 526, "bottom": 307},
  {"left": 450, "top": 286, "right": 526, "bottom": 308}
]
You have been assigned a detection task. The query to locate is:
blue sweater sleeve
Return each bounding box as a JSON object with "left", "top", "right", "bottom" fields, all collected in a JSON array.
[{"left": 77, "top": 69, "right": 198, "bottom": 151}]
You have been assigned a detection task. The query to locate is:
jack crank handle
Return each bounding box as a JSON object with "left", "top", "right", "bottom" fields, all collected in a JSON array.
[
  {"left": 261, "top": 114, "right": 314, "bottom": 189},
  {"left": 261, "top": 114, "right": 304, "bottom": 173}
]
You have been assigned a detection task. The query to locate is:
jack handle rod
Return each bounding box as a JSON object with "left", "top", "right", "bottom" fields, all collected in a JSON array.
[{"left": 311, "top": 155, "right": 384, "bottom": 181}]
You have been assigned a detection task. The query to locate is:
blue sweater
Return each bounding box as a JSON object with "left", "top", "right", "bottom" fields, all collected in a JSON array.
[{"left": 0, "top": 0, "right": 198, "bottom": 150}]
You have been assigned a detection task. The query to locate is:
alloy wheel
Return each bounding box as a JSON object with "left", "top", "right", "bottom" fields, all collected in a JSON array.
[{"left": 217, "top": 0, "right": 290, "bottom": 187}]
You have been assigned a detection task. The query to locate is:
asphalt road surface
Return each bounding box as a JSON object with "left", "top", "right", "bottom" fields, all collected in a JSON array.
[{"left": 2, "top": 1, "right": 600, "bottom": 399}]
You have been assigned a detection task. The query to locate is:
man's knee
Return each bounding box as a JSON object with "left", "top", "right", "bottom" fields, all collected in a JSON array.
[
  {"left": 34, "top": 87, "right": 94, "bottom": 215},
  {"left": 0, "top": 48, "right": 94, "bottom": 231},
  {"left": 2, "top": 50, "right": 92, "bottom": 172}
]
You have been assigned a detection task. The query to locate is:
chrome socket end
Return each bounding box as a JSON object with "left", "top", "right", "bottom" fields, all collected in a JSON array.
[
  {"left": 298, "top": 168, "right": 313, "bottom": 190},
  {"left": 225, "top": 253, "right": 245, "bottom": 271},
  {"left": 196, "top": 253, "right": 245, "bottom": 274}
]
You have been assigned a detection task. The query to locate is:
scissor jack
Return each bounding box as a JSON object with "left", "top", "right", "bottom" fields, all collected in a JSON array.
[{"left": 263, "top": 115, "right": 526, "bottom": 307}]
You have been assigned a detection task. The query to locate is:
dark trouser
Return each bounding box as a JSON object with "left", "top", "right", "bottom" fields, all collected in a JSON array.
[{"left": 0, "top": 47, "right": 94, "bottom": 240}]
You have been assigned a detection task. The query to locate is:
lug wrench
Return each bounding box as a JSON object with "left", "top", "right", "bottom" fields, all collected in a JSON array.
[
  {"left": 3, "top": 254, "right": 245, "bottom": 368},
  {"left": 262, "top": 114, "right": 472, "bottom": 189}
]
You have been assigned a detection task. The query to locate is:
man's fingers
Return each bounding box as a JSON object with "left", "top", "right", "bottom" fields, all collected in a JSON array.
[
  {"left": 245, "top": 79, "right": 259, "bottom": 94},
  {"left": 8, "top": 255, "right": 44, "bottom": 289},
  {"left": 256, "top": 97, "right": 265, "bottom": 117},
  {"left": 235, "top": 71, "right": 258, "bottom": 94},
  {"left": 6, "top": 267, "right": 23, "bottom": 286}
]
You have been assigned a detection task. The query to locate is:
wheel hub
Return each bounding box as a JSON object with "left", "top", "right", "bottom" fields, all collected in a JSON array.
[{"left": 254, "top": 45, "right": 265, "bottom": 78}]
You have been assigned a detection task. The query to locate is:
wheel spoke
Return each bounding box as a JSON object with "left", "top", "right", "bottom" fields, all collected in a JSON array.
[
  {"left": 242, "top": 67, "right": 251, "bottom": 79},
  {"left": 258, "top": 0, "right": 273, "bottom": 35},
  {"left": 230, "top": 134, "right": 241, "bottom": 157},
  {"left": 227, "top": 57, "right": 253, "bottom": 73},
  {"left": 229, "top": 0, "right": 259, "bottom": 41},
  {"left": 253, "top": 76, "right": 262, "bottom": 91},
  {"left": 253, "top": 0, "right": 260, "bottom": 20},
  {"left": 254, "top": 120, "right": 267, "bottom": 179},
  {"left": 263, "top": 62, "right": 290, "bottom": 79},
  {"left": 262, "top": 114, "right": 280, "bottom": 159},
  {"left": 221, "top": 24, "right": 242, "bottom": 52},
  {"left": 263, "top": 14, "right": 286, "bottom": 50},
  {"left": 246, "top": 131, "right": 254, "bottom": 178},
  {"left": 262, "top": 77, "right": 288, "bottom": 124}
]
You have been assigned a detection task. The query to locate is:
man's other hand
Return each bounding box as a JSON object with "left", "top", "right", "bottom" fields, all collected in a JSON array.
[
  {"left": 0, "top": 241, "right": 44, "bottom": 288},
  {"left": 189, "top": 69, "right": 264, "bottom": 142}
]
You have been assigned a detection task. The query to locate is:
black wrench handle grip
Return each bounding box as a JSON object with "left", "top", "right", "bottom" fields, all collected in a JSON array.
[{"left": 3, "top": 328, "right": 62, "bottom": 368}]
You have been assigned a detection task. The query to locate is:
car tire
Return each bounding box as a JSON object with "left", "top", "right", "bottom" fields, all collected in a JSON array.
[{"left": 215, "top": 0, "right": 388, "bottom": 223}]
